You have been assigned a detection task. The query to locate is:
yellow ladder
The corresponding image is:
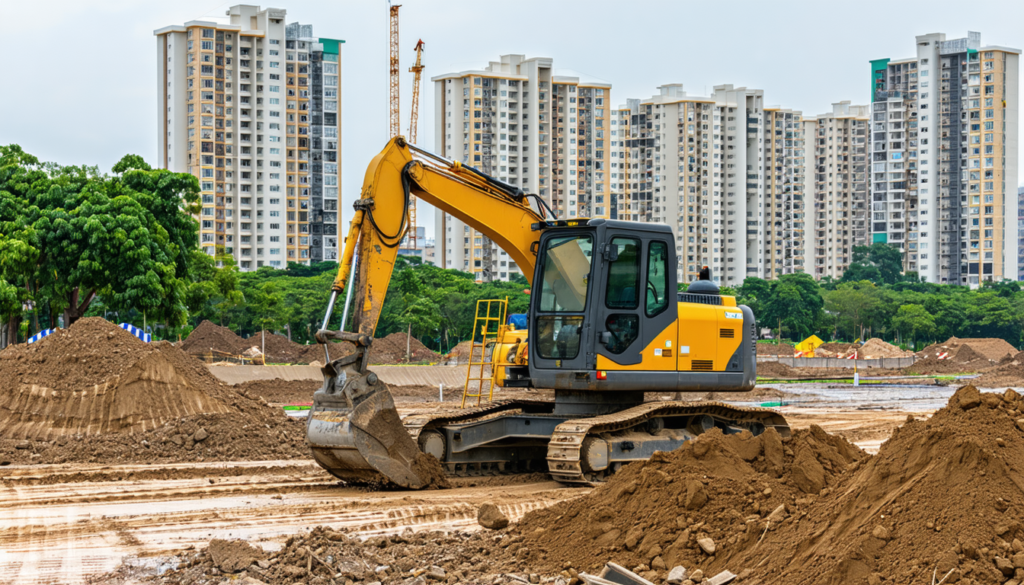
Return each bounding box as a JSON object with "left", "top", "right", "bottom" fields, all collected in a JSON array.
[{"left": 462, "top": 298, "right": 508, "bottom": 408}]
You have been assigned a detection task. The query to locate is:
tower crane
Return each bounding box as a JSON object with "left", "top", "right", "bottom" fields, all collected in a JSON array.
[
  {"left": 404, "top": 39, "right": 425, "bottom": 251},
  {"left": 388, "top": 4, "right": 401, "bottom": 139}
]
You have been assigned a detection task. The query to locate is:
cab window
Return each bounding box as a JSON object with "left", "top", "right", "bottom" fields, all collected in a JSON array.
[
  {"left": 605, "top": 237, "right": 640, "bottom": 309},
  {"left": 646, "top": 241, "right": 669, "bottom": 317}
]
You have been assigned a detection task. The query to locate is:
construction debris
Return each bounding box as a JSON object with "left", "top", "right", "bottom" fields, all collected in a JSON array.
[{"left": 478, "top": 502, "right": 510, "bottom": 529}]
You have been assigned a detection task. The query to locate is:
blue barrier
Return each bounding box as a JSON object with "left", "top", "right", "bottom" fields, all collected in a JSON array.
[{"left": 118, "top": 323, "right": 151, "bottom": 343}]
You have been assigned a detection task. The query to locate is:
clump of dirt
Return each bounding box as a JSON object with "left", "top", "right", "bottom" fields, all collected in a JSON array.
[
  {"left": 368, "top": 332, "right": 442, "bottom": 364},
  {"left": 756, "top": 342, "right": 794, "bottom": 356},
  {"left": 207, "top": 539, "right": 267, "bottom": 573},
  {"left": 180, "top": 320, "right": 247, "bottom": 356},
  {"left": 0, "top": 318, "right": 235, "bottom": 441},
  {"left": 756, "top": 360, "right": 797, "bottom": 378},
  {"left": 516, "top": 424, "right": 863, "bottom": 577},
  {"left": 108, "top": 527, "right": 529, "bottom": 585}
]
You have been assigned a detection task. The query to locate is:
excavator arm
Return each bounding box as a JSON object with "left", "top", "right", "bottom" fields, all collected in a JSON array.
[{"left": 307, "top": 137, "right": 551, "bottom": 488}]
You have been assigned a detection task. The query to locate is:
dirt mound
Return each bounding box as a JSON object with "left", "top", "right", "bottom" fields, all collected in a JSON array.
[
  {"left": 247, "top": 331, "right": 326, "bottom": 364},
  {"left": 906, "top": 354, "right": 994, "bottom": 375},
  {"left": 368, "top": 332, "right": 441, "bottom": 364},
  {"left": 858, "top": 338, "right": 914, "bottom": 358},
  {"left": 0, "top": 318, "right": 311, "bottom": 465},
  {"left": 974, "top": 360, "right": 1024, "bottom": 387},
  {"left": 757, "top": 360, "right": 797, "bottom": 378},
  {"left": 0, "top": 318, "right": 234, "bottom": 441},
  {"left": 756, "top": 342, "right": 794, "bottom": 356},
  {"left": 919, "top": 336, "right": 1018, "bottom": 362},
  {"left": 815, "top": 342, "right": 854, "bottom": 357},
  {"left": 180, "top": 320, "right": 247, "bottom": 356},
  {"left": 517, "top": 425, "right": 864, "bottom": 576}
]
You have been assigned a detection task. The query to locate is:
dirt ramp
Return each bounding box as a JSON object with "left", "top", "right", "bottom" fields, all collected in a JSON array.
[{"left": 0, "top": 318, "right": 233, "bottom": 441}]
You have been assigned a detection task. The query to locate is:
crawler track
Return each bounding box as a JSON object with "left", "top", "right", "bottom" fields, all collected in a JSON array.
[{"left": 546, "top": 401, "right": 790, "bottom": 484}]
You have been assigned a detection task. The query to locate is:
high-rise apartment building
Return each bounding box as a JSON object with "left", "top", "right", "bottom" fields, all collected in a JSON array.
[
  {"left": 608, "top": 84, "right": 806, "bottom": 286},
  {"left": 432, "top": 55, "right": 611, "bottom": 281},
  {"left": 155, "top": 5, "right": 343, "bottom": 270},
  {"left": 870, "top": 32, "right": 1019, "bottom": 284},
  {"left": 802, "top": 102, "right": 870, "bottom": 280}
]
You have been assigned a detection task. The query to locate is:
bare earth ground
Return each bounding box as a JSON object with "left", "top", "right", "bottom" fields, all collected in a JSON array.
[{"left": 0, "top": 398, "right": 917, "bottom": 585}]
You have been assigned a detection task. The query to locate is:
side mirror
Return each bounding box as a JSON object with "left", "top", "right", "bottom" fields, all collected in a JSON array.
[{"left": 600, "top": 331, "right": 612, "bottom": 345}]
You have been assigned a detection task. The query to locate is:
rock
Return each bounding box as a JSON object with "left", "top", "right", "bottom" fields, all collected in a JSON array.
[
  {"left": 682, "top": 480, "right": 709, "bottom": 510},
  {"left": 14, "top": 441, "right": 29, "bottom": 450},
  {"left": 690, "top": 569, "right": 704, "bottom": 581},
  {"left": 1017, "top": 419, "right": 1024, "bottom": 432},
  {"left": 872, "top": 525, "right": 891, "bottom": 541},
  {"left": 207, "top": 539, "right": 265, "bottom": 574},
  {"left": 766, "top": 504, "right": 787, "bottom": 523},
  {"left": 667, "top": 566, "right": 688, "bottom": 585},
  {"left": 426, "top": 566, "right": 446, "bottom": 580},
  {"left": 194, "top": 427, "right": 209, "bottom": 442},
  {"left": 529, "top": 575, "right": 540, "bottom": 584},
  {"left": 697, "top": 538, "right": 716, "bottom": 555},
  {"left": 997, "top": 556, "right": 1016, "bottom": 577},
  {"left": 1013, "top": 551, "right": 1024, "bottom": 569},
  {"left": 956, "top": 385, "right": 981, "bottom": 410},
  {"left": 651, "top": 556, "right": 666, "bottom": 571},
  {"left": 477, "top": 502, "right": 509, "bottom": 530},
  {"left": 648, "top": 544, "right": 663, "bottom": 559}
]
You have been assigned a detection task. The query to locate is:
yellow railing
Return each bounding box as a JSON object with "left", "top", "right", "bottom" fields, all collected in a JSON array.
[{"left": 462, "top": 298, "right": 508, "bottom": 407}]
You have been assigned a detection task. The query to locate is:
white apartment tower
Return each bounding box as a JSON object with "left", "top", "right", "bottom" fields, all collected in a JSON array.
[
  {"left": 870, "top": 32, "right": 1019, "bottom": 285},
  {"left": 155, "top": 5, "right": 343, "bottom": 270},
  {"left": 608, "top": 85, "right": 805, "bottom": 286},
  {"left": 432, "top": 55, "right": 611, "bottom": 281},
  {"left": 802, "top": 102, "right": 870, "bottom": 279}
]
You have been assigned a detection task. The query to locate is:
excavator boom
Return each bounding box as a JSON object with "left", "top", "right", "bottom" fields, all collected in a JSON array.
[{"left": 307, "top": 137, "right": 550, "bottom": 488}]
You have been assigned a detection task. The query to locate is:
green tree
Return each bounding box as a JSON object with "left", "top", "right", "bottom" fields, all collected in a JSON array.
[
  {"left": 891, "top": 303, "right": 936, "bottom": 346},
  {"left": 824, "top": 281, "right": 882, "bottom": 340},
  {"left": 841, "top": 243, "right": 904, "bottom": 285}
]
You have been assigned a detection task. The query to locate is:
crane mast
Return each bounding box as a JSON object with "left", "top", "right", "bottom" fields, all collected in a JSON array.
[
  {"left": 388, "top": 5, "right": 401, "bottom": 139},
  {"left": 405, "top": 39, "right": 425, "bottom": 251}
]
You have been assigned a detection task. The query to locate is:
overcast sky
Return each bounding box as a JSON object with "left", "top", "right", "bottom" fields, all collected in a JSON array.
[{"left": 3, "top": 0, "right": 1024, "bottom": 241}]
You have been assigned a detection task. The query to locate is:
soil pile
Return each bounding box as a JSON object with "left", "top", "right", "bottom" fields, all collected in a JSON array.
[
  {"left": 757, "top": 360, "right": 797, "bottom": 378},
  {"left": 919, "top": 336, "right": 1018, "bottom": 362},
  {"left": 519, "top": 385, "right": 1024, "bottom": 584},
  {"left": 0, "top": 318, "right": 233, "bottom": 440},
  {"left": 368, "top": 332, "right": 441, "bottom": 364},
  {"left": 815, "top": 342, "right": 854, "bottom": 358},
  {"left": 0, "top": 318, "right": 310, "bottom": 465},
  {"left": 248, "top": 331, "right": 325, "bottom": 364},
  {"left": 974, "top": 360, "right": 1024, "bottom": 387},
  {"left": 180, "top": 320, "right": 247, "bottom": 356},
  {"left": 907, "top": 354, "right": 994, "bottom": 375},
  {"left": 858, "top": 338, "right": 914, "bottom": 358},
  {"left": 756, "top": 342, "right": 794, "bottom": 356},
  {"left": 516, "top": 425, "right": 864, "bottom": 577},
  {"left": 116, "top": 527, "right": 530, "bottom": 585}
]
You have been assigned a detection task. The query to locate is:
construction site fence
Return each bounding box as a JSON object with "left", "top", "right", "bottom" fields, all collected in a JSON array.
[{"left": 756, "top": 356, "right": 918, "bottom": 369}]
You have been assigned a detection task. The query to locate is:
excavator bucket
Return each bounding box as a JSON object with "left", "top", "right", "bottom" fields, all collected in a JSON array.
[{"left": 306, "top": 367, "right": 433, "bottom": 489}]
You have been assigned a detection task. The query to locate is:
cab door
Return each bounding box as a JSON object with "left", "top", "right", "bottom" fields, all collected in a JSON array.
[
  {"left": 595, "top": 234, "right": 677, "bottom": 370},
  {"left": 529, "top": 231, "right": 595, "bottom": 372}
]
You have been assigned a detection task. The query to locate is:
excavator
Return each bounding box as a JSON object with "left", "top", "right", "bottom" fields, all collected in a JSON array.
[{"left": 306, "top": 137, "right": 790, "bottom": 488}]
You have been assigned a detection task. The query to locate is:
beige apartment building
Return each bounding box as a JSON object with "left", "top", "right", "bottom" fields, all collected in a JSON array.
[
  {"left": 155, "top": 5, "right": 343, "bottom": 270},
  {"left": 802, "top": 102, "right": 871, "bottom": 280},
  {"left": 432, "top": 55, "right": 611, "bottom": 281}
]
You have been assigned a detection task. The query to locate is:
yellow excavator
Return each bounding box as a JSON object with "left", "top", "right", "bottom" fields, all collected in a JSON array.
[{"left": 306, "top": 137, "right": 789, "bottom": 488}]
